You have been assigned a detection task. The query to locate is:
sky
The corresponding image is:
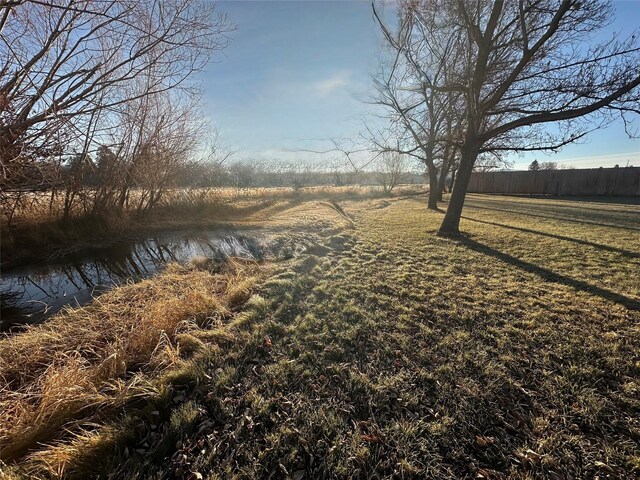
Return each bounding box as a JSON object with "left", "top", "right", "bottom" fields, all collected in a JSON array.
[{"left": 201, "top": 0, "right": 640, "bottom": 170}]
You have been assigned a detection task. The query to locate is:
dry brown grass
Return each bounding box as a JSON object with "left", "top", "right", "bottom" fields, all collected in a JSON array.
[
  {"left": 3, "top": 185, "right": 422, "bottom": 228},
  {"left": 0, "top": 199, "right": 352, "bottom": 478},
  {"left": 0, "top": 260, "right": 268, "bottom": 465},
  {"left": 1, "top": 185, "right": 422, "bottom": 268},
  {"left": 1, "top": 194, "right": 638, "bottom": 478}
]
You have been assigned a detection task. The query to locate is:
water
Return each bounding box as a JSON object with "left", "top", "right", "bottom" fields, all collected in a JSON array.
[{"left": 0, "top": 229, "right": 267, "bottom": 331}]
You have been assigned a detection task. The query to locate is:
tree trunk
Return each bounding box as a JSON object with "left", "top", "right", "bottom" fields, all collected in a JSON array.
[
  {"left": 427, "top": 164, "right": 439, "bottom": 210},
  {"left": 117, "top": 186, "right": 128, "bottom": 210},
  {"left": 449, "top": 169, "right": 456, "bottom": 193},
  {"left": 436, "top": 163, "right": 449, "bottom": 201},
  {"left": 437, "top": 145, "right": 478, "bottom": 236},
  {"left": 62, "top": 189, "right": 74, "bottom": 220}
]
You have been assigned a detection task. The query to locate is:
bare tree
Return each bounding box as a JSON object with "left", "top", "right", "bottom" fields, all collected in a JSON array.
[
  {"left": 373, "top": 3, "right": 463, "bottom": 209},
  {"left": 0, "top": 0, "right": 230, "bottom": 199},
  {"left": 289, "top": 139, "right": 381, "bottom": 186},
  {"left": 376, "top": 151, "right": 408, "bottom": 195},
  {"left": 426, "top": 0, "right": 640, "bottom": 235},
  {"left": 529, "top": 159, "right": 557, "bottom": 171}
]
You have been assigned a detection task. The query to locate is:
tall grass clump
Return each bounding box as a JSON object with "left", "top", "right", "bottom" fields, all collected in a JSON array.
[{"left": 0, "top": 260, "right": 265, "bottom": 464}]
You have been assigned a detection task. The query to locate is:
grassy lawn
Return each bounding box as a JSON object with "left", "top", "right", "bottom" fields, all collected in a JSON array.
[{"left": 2, "top": 194, "right": 639, "bottom": 479}]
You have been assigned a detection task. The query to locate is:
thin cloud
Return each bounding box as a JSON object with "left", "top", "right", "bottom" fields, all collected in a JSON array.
[{"left": 312, "top": 71, "right": 352, "bottom": 97}]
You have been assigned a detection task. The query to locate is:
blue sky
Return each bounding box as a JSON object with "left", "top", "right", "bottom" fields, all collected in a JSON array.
[{"left": 202, "top": 0, "right": 640, "bottom": 170}]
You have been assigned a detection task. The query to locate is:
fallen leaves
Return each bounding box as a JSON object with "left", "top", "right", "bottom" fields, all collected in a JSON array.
[
  {"left": 514, "top": 448, "right": 545, "bottom": 468},
  {"left": 475, "top": 435, "right": 496, "bottom": 447}
]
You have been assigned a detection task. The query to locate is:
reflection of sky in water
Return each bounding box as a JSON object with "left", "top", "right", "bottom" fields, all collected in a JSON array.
[{"left": 1, "top": 231, "right": 264, "bottom": 330}]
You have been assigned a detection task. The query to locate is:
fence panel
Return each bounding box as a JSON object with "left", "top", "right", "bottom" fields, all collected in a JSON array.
[{"left": 467, "top": 167, "right": 640, "bottom": 196}]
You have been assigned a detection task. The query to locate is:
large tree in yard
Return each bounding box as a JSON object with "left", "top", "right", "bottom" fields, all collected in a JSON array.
[
  {"left": 387, "top": 0, "right": 640, "bottom": 236},
  {"left": 438, "top": 0, "right": 640, "bottom": 235},
  {"left": 373, "top": 3, "right": 464, "bottom": 210}
]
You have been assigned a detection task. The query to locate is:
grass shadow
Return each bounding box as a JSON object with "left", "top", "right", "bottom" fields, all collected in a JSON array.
[
  {"left": 457, "top": 237, "right": 640, "bottom": 311},
  {"left": 462, "top": 216, "right": 640, "bottom": 259},
  {"left": 488, "top": 194, "right": 640, "bottom": 207},
  {"left": 464, "top": 204, "right": 640, "bottom": 232},
  {"left": 468, "top": 194, "right": 640, "bottom": 217}
]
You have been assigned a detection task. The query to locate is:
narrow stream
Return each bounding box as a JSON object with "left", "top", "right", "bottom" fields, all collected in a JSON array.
[{"left": 0, "top": 229, "right": 268, "bottom": 331}]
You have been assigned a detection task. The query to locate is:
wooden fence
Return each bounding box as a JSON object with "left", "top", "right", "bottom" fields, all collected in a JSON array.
[{"left": 467, "top": 167, "right": 640, "bottom": 196}]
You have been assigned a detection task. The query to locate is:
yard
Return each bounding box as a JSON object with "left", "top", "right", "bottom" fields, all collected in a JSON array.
[{"left": 1, "top": 193, "right": 639, "bottom": 479}]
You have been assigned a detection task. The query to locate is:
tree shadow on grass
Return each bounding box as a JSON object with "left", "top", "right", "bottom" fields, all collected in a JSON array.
[
  {"left": 463, "top": 204, "right": 640, "bottom": 232},
  {"left": 457, "top": 236, "right": 640, "bottom": 311},
  {"left": 461, "top": 216, "right": 640, "bottom": 259},
  {"left": 490, "top": 194, "right": 640, "bottom": 207}
]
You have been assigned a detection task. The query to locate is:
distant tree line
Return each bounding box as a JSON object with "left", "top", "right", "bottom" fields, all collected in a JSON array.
[
  {"left": 528, "top": 160, "right": 557, "bottom": 171},
  {"left": 60, "top": 154, "right": 424, "bottom": 190}
]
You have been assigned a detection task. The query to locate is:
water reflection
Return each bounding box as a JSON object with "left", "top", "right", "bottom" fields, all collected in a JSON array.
[{"left": 0, "top": 231, "right": 265, "bottom": 330}]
